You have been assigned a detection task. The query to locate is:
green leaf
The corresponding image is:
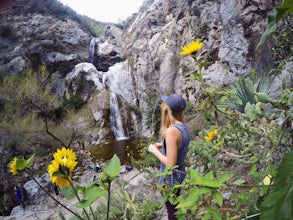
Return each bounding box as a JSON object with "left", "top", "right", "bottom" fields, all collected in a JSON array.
[
  {"left": 217, "top": 173, "right": 233, "bottom": 184},
  {"left": 192, "top": 72, "right": 203, "bottom": 81},
  {"left": 255, "top": 92, "right": 271, "bottom": 103},
  {"left": 259, "top": 185, "right": 270, "bottom": 197},
  {"left": 198, "top": 61, "right": 212, "bottom": 70},
  {"left": 189, "top": 168, "right": 203, "bottom": 184},
  {"left": 110, "top": 206, "right": 124, "bottom": 216},
  {"left": 257, "top": 0, "right": 293, "bottom": 48},
  {"left": 16, "top": 158, "right": 26, "bottom": 171},
  {"left": 201, "top": 179, "right": 223, "bottom": 188},
  {"left": 206, "top": 207, "right": 222, "bottom": 220},
  {"left": 103, "top": 154, "right": 121, "bottom": 179},
  {"left": 276, "top": 0, "right": 293, "bottom": 20},
  {"left": 176, "top": 187, "right": 200, "bottom": 209},
  {"left": 244, "top": 102, "right": 257, "bottom": 121},
  {"left": 214, "top": 191, "right": 223, "bottom": 207},
  {"left": 233, "top": 179, "right": 245, "bottom": 186},
  {"left": 260, "top": 152, "right": 293, "bottom": 220},
  {"left": 198, "top": 187, "right": 213, "bottom": 195},
  {"left": 256, "top": 9, "right": 278, "bottom": 49},
  {"left": 60, "top": 186, "right": 76, "bottom": 200},
  {"left": 25, "top": 155, "right": 34, "bottom": 168},
  {"left": 205, "top": 171, "right": 214, "bottom": 180},
  {"left": 74, "top": 185, "right": 107, "bottom": 208},
  {"left": 212, "top": 139, "right": 224, "bottom": 151}
]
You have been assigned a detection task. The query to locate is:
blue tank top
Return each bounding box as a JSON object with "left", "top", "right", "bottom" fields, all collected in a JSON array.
[{"left": 159, "top": 123, "right": 190, "bottom": 186}]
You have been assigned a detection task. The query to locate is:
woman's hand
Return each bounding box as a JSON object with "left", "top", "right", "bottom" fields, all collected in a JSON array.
[{"left": 148, "top": 142, "right": 161, "bottom": 154}]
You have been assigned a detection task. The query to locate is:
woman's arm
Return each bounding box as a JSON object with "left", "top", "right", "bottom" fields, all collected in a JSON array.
[{"left": 148, "top": 126, "right": 181, "bottom": 166}]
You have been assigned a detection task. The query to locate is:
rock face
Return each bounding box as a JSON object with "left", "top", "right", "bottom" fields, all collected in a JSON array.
[
  {"left": 0, "top": 0, "right": 283, "bottom": 140},
  {"left": 0, "top": 12, "right": 91, "bottom": 75}
]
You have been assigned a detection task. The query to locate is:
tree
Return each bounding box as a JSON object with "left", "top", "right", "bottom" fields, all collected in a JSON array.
[{"left": 0, "top": 66, "right": 74, "bottom": 149}]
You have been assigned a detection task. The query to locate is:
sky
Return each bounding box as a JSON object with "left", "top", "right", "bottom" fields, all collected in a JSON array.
[{"left": 58, "top": 0, "right": 144, "bottom": 23}]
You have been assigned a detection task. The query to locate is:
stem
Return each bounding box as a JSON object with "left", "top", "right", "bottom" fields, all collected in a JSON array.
[
  {"left": 24, "top": 169, "right": 83, "bottom": 220},
  {"left": 194, "top": 58, "right": 238, "bottom": 117},
  {"left": 106, "top": 182, "right": 111, "bottom": 220},
  {"left": 69, "top": 180, "right": 91, "bottom": 220},
  {"left": 90, "top": 206, "right": 97, "bottom": 220}
]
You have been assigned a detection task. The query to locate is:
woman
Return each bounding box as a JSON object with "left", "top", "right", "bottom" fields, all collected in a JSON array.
[{"left": 148, "top": 93, "right": 190, "bottom": 220}]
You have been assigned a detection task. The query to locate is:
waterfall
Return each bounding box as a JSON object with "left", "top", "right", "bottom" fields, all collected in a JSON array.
[
  {"left": 110, "top": 91, "right": 128, "bottom": 140},
  {"left": 131, "top": 111, "right": 139, "bottom": 136},
  {"left": 88, "top": 38, "right": 95, "bottom": 63}
]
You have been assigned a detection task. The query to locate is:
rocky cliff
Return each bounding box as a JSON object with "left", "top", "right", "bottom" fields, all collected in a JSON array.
[{"left": 0, "top": 0, "right": 283, "bottom": 142}]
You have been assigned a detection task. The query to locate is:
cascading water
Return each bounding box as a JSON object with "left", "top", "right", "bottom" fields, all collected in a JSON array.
[
  {"left": 109, "top": 91, "right": 128, "bottom": 140},
  {"left": 88, "top": 38, "right": 95, "bottom": 63}
]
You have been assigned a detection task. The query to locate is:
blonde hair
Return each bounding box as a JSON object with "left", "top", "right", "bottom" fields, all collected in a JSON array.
[{"left": 160, "top": 102, "right": 184, "bottom": 140}]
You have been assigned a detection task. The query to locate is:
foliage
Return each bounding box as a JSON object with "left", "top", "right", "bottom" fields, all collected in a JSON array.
[
  {"left": 223, "top": 76, "right": 273, "bottom": 113},
  {"left": 272, "top": 14, "right": 293, "bottom": 65},
  {"left": 260, "top": 152, "right": 293, "bottom": 220},
  {"left": 131, "top": 140, "right": 160, "bottom": 169},
  {"left": 0, "top": 66, "right": 74, "bottom": 149},
  {"left": 171, "top": 37, "right": 293, "bottom": 219},
  {"left": 155, "top": 166, "right": 232, "bottom": 219},
  {"left": 145, "top": 91, "right": 161, "bottom": 134},
  {"left": 257, "top": 0, "right": 293, "bottom": 49},
  {"left": 62, "top": 94, "right": 84, "bottom": 111}
]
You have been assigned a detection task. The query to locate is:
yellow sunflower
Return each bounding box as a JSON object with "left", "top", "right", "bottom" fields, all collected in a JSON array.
[
  {"left": 205, "top": 129, "right": 218, "bottom": 142},
  {"left": 179, "top": 39, "right": 203, "bottom": 55},
  {"left": 9, "top": 157, "right": 18, "bottom": 175},
  {"left": 48, "top": 147, "right": 77, "bottom": 188},
  {"left": 53, "top": 147, "right": 77, "bottom": 161}
]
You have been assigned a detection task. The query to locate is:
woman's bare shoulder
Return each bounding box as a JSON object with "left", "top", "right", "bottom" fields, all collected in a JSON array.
[{"left": 166, "top": 125, "right": 181, "bottom": 136}]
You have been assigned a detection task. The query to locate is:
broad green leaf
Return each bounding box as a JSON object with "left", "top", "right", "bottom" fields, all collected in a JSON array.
[
  {"left": 25, "top": 155, "right": 34, "bottom": 168},
  {"left": 205, "top": 171, "right": 214, "bottom": 180},
  {"left": 60, "top": 186, "right": 76, "bottom": 200},
  {"left": 206, "top": 207, "right": 222, "bottom": 220},
  {"left": 217, "top": 173, "right": 233, "bottom": 183},
  {"left": 233, "top": 179, "right": 245, "bottom": 186},
  {"left": 103, "top": 154, "right": 121, "bottom": 179},
  {"left": 201, "top": 179, "right": 222, "bottom": 188},
  {"left": 110, "top": 206, "right": 124, "bottom": 216},
  {"left": 189, "top": 168, "right": 203, "bottom": 184},
  {"left": 257, "top": 0, "right": 293, "bottom": 48},
  {"left": 74, "top": 185, "right": 107, "bottom": 208},
  {"left": 276, "top": 0, "right": 293, "bottom": 21},
  {"left": 244, "top": 102, "right": 257, "bottom": 121},
  {"left": 198, "top": 187, "right": 213, "bottom": 195},
  {"left": 16, "top": 158, "right": 26, "bottom": 171},
  {"left": 248, "top": 164, "right": 257, "bottom": 175},
  {"left": 255, "top": 93, "right": 271, "bottom": 103},
  {"left": 214, "top": 191, "right": 223, "bottom": 207},
  {"left": 259, "top": 185, "right": 270, "bottom": 197},
  {"left": 256, "top": 9, "right": 277, "bottom": 49},
  {"left": 203, "top": 213, "right": 211, "bottom": 220},
  {"left": 176, "top": 187, "right": 200, "bottom": 209}
]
